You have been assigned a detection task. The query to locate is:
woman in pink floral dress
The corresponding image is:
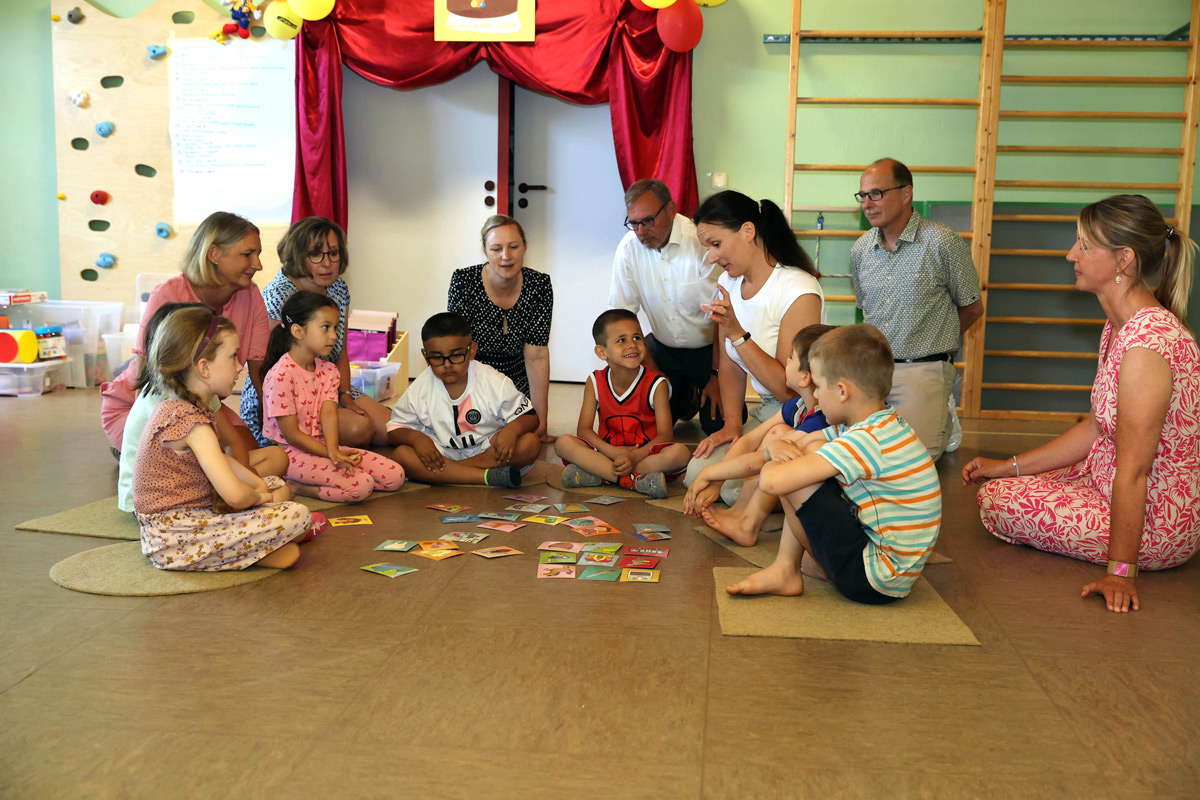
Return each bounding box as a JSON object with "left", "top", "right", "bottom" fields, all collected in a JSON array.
[{"left": 962, "top": 195, "right": 1199, "bottom": 613}]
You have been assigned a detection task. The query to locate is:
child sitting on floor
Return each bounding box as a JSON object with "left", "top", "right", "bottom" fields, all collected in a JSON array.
[
  {"left": 683, "top": 323, "right": 834, "bottom": 544},
  {"left": 387, "top": 312, "right": 541, "bottom": 488},
  {"left": 261, "top": 291, "right": 405, "bottom": 503},
  {"left": 554, "top": 309, "right": 691, "bottom": 499},
  {"left": 718, "top": 324, "right": 942, "bottom": 603},
  {"left": 118, "top": 302, "right": 289, "bottom": 513},
  {"left": 133, "top": 306, "right": 318, "bottom": 571}
]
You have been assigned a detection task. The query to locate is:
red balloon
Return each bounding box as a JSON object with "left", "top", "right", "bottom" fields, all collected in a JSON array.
[
  {"left": 657, "top": 0, "right": 703, "bottom": 53},
  {"left": 631, "top": 0, "right": 653, "bottom": 10}
]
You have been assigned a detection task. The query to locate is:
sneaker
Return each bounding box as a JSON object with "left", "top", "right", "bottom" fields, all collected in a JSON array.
[
  {"left": 484, "top": 466, "right": 522, "bottom": 489},
  {"left": 301, "top": 512, "right": 328, "bottom": 542},
  {"left": 633, "top": 471, "right": 667, "bottom": 499},
  {"left": 561, "top": 464, "right": 603, "bottom": 489}
]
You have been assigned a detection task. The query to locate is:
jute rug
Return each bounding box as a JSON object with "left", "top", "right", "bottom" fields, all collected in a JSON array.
[
  {"left": 49, "top": 541, "right": 280, "bottom": 596},
  {"left": 542, "top": 462, "right": 686, "bottom": 498},
  {"left": 713, "top": 567, "right": 979, "bottom": 646}
]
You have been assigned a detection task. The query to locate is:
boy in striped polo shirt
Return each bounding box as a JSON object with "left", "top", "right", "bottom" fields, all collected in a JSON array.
[{"left": 728, "top": 324, "right": 941, "bottom": 603}]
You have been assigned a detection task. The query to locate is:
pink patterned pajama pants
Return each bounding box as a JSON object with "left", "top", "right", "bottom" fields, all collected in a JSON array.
[{"left": 284, "top": 446, "right": 405, "bottom": 503}]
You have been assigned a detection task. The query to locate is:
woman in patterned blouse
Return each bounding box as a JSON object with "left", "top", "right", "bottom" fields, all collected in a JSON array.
[{"left": 448, "top": 215, "right": 554, "bottom": 442}]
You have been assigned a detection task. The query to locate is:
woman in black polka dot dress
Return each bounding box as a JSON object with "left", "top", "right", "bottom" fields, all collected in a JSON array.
[{"left": 448, "top": 215, "right": 554, "bottom": 442}]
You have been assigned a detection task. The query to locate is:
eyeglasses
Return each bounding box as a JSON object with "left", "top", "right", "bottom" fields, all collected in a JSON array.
[
  {"left": 854, "top": 186, "right": 908, "bottom": 203},
  {"left": 306, "top": 248, "right": 342, "bottom": 264},
  {"left": 423, "top": 349, "right": 469, "bottom": 366},
  {"left": 623, "top": 200, "right": 669, "bottom": 231}
]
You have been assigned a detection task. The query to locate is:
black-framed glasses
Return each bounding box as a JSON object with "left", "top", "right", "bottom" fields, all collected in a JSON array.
[
  {"left": 623, "top": 200, "right": 669, "bottom": 231},
  {"left": 854, "top": 185, "right": 909, "bottom": 203},
  {"left": 423, "top": 349, "right": 469, "bottom": 366},
  {"left": 306, "top": 248, "right": 342, "bottom": 264}
]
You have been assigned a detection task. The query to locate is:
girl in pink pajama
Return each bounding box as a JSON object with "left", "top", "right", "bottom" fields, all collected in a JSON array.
[{"left": 261, "top": 291, "right": 405, "bottom": 503}]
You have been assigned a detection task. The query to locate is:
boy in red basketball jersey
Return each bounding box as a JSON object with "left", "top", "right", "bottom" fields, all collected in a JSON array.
[{"left": 555, "top": 309, "right": 692, "bottom": 498}]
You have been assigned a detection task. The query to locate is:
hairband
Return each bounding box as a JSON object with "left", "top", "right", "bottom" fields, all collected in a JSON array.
[
  {"left": 1166, "top": 225, "right": 1175, "bottom": 240},
  {"left": 194, "top": 314, "right": 221, "bottom": 362}
]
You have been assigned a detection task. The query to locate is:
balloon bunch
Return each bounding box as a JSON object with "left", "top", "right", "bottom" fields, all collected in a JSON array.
[
  {"left": 631, "top": 0, "right": 704, "bottom": 53},
  {"left": 262, "top": 0, "right": 336, "bottom": 40}
]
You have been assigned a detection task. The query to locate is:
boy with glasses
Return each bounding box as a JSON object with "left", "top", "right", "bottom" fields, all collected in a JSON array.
[{"left": 386, "top": 312, "right": 541, "bottom": 488}]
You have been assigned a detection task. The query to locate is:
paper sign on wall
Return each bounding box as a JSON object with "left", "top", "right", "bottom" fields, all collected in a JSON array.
[{"left": 435, "top": 0, "right": 535, "bottom": 42}]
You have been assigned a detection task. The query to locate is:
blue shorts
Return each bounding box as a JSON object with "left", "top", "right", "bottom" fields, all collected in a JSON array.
[{"left": 795, "top": 478, "right": 899, "bottom": 606}]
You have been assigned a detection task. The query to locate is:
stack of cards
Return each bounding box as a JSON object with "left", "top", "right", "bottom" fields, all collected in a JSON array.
[
  {"left": 362, "top": 563, "right": 418, "bottom": 578},
  {"left": 535, "top": 541, "right": 665, "bottom": 583}
]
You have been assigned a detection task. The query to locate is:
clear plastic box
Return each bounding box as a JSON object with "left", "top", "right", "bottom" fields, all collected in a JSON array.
[
  {"left": 0, "top": 358, "right": 72, "bottom": 397},
  {"left": 350, "top": 360, "right": 401, "bottom": 401},
  {"left": 7, "top": 301, "right": 124, "bottom": 388}
]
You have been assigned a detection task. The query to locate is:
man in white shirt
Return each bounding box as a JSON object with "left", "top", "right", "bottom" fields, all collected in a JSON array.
[{"left": 609, "top": 179, "right": 726, "bottom": 434}]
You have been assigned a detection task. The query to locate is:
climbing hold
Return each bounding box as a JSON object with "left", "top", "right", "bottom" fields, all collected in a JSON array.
[
  {"left": 155, "top": 223, "right": 173, "bottom": 238},
  {"left": 51, "top": 14, "right": 61, "bottom": 22},
  {"left": 68, "top": 89, "right": 89, "bottom": 107},
  {"left": 66, "top": 7, "right": 84, "bottom": 23},
  {"left": 210, "top": 30, "right": 231, "bottom": 45},
  {"left": 95, "top": 121, "right": 115, "bottom": 138},
  {"left": 96, "top": 253, "right": 116, "bottom": 269},
  {"left": 57, "top": 193, "right": 66, "bottom": 201},
  {"left": 90, "top": 190, "right": 110, "bottom": 205},
  {"left": 147, "top": 45, "right": 168, "bottom": 59}
]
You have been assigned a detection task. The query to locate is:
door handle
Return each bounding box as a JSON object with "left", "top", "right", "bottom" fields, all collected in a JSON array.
[{"left": 518, "top": 183, "right": 548, "bottom": 193}]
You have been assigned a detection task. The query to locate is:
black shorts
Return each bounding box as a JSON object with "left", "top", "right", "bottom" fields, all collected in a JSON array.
[{"left": 796, "top": 478, "right": 899, "bottom": 606}]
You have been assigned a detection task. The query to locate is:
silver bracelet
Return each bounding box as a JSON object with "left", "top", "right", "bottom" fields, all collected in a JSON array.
[{"left": 1011, "top": 455, "right": 1020, "bottom": 477}]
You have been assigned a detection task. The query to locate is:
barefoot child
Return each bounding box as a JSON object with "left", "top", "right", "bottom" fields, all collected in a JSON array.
[
  {"left": 261, "top": 291, "right": 405, "bottom": 502},
  {"left": 387, "top": 312, "right": 541, "bottom": 488},
  {"left": 554, "top": 309, "right": 690, "bottom": 499},
  {"left": 724, "top": 324, "right": 941, "bottom": 603},
  {"left": 133, "top": 307, "right": 317, "bottom": 570},
  {"left": 683, "top": 324, "right": 834, "bottom": 544}
]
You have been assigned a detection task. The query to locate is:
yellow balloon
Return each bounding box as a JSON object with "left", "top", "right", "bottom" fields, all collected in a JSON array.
[
  {"left": 290, "top": 0, "right": 336, "bottom": 21},
  {"left": 264, "top": 0, "right": 303, "bottom": 39},
  {"left": 643, "top": 0, "right": 678, "bottom": 8},
  {"left": 696, "top": 0, "right": 728, "bottom": 5}
]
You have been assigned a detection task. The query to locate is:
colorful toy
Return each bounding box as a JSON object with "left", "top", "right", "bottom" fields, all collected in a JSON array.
[
  {"left": 57, "top": 193, "right": 66, "bottom": 200},
  {"left": 90, "top": 190, "right": 110, "bottom": 205},
  {"left": 95, "top": 121, "right": 115, "bottom": 138},
  {"left": 96, "top": 253, "right": 116, "bottom": 269},
  {"left": 66, "top": 6, "right": 84, "bottom": 23},
  {"left": 210, "top": 30, "right": 231, "bottom": 44},
  {"left": 155, "top": 223, "right": 173, "bottom": 238},
  {"left": 221, "top": 0, "right": 260, "bottom": 39},
  {"left": 68, "top": 89, "right": 88, "bottom": 107},
  {"left": 264, "top": 1, "right": 303, "bottom": 39},
  {"left": 147, "top": 45, "right": 167, "bottom": 59}
]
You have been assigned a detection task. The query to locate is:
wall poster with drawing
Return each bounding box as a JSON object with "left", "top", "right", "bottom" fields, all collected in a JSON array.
[{"left": 435, "top": 0, "right": 535, "bottom": 42}]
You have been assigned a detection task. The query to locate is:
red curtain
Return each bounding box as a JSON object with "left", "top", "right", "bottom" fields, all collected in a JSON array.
[{"left": 292, "top": 0, "right": 699, "bottom": 229}]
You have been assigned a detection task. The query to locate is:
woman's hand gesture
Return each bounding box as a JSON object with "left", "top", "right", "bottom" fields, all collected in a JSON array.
[
  {"left": 693, "top": 426, "right": 739, "bottom": 460},
  {"left": 1082, "top": 574, "right": 1140, "bottom": 613},
  {"left": 961, "top": 456, "right": 1012, "bottom": 485},
  {"left": 702, "top": 285, "right": 747, "bottom": 341}
]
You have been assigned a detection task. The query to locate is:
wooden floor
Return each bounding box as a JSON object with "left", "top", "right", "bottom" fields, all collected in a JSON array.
[{"left": 1, "top": 385, "right": 1197, "bottom": 799}]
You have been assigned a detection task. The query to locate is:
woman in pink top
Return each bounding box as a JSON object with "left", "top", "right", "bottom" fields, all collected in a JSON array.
[
  {"left": 100, "top": 212, "right": 273, "bottom": 463},
  {"left": 963, "top": 195, "right": 1200, "bottom": 614}
]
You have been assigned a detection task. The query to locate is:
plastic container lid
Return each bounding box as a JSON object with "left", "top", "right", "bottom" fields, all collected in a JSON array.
[{"left": 35, "top": 325, "right": 64, "bottom": 335}]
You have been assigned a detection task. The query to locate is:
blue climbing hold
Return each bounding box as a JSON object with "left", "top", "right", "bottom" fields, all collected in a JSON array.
[
  {"left": 96, "top": 253, "right": 116, "bottom": 269},
  {"left": 147, "top": 45, "right": 167, "bottom": 59},
  {"left": 95, "top": 121, "right": 115, "bottom": 138},
  {"left": 155, "top": 222, "right": 173, "bottom": 238}
]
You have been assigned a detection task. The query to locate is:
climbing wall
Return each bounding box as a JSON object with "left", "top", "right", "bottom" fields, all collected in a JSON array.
[{"left": 49, "top": 0, "right": 288, "bottom": 311}]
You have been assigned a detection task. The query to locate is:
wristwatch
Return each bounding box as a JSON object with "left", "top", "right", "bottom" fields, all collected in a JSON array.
[{"left": 730, "top": 331, "right": 751, "bottom": 348}]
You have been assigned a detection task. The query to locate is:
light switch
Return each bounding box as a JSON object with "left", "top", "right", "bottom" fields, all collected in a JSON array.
[{"left": 711, "top": 172, "right": 728, "bottom": 190}]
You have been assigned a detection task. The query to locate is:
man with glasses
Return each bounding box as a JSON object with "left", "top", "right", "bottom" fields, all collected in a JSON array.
[
  {"left": 849, "top": 158, "right": 983, "bottom": 460},
  {"left": 609, "top": 179, "right": 725, "bottom": 434}
]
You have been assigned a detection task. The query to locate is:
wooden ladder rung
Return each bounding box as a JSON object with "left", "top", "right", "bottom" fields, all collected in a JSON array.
[
  {"left": 992, "top": 213, "right": 1178, "bottom": 224},
  {"left": 988, "top": 283, "right": 1077, "bottom": 291},
  {"left": 996, "top": 145, "right": 1184, "bottom": 155},
  {"left": 994, "top": 180, "right": 1182, "bottom": 190},
  {"left": 797, "top": 97, "right": 979, "bottom": 106},
  {"left": 1004, "top": 39, "right": 1190, "bottom": 49},
  {"left": 790, "top": 204, "right": 861, "bottom": 213},
  {"left": 990, "top": 248, "right": 1069, "bottom": 257},
  {"left": 980, "top": 409, "right": 1091, "bottom": 422},
  {"left": 999, "top": 110, "right": 1187, "bottom": 120},
  {"left": 1001, "top": 75, "right": 1190, "bottom": 85},
  {"left": 792, "top": 229, "right": 866, "bottom": 239},
  {"left": 981, "top": 382, "right": 1093, "bottom": 392},
  {"left": 824, "top": 295, "right": 855, "bottom": 303},
  {"left": 794, "top": 163, "right": 976, "bottom": 173},
  {"left": 988, "top": 316, "right": 1105, "bottom": 325},
  {"left": 797, "top": 30, "right": 985, "bottom": 40},
  {"left": 985, "top": 349, "right": 1098, "bottom": 360}
]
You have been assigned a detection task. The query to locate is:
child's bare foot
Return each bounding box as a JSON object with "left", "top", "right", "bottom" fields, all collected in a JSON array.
[
  {"left": 258, "top": 542, "right": 301, "bottom": 569},
  {"left": 726, "top": 562, "right": 805, "bottom": 597},
  {"left": 287, "top": 481, "right": 321, "bottom": 499},
  {"left": 800, "top": 551, "right": 830, "bottom": 581},
  {"left": 700, "top": 505, "right": 760, "bottom": 547}
]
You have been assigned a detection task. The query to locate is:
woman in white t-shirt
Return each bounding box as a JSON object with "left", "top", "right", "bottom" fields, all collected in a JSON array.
[{"left": 685, "top": 190, "right": 825, "bottom": 503}]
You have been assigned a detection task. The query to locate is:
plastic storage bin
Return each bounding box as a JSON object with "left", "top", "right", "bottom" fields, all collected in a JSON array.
[
  {"left": 7, "top": 301, "right": 124, "bottom": 388},
  {"left": 350, "top": 360, "right": 401, "bottom": 401},
  {"left": 0, "top": 358, "right": 72, "bottom": 397}
]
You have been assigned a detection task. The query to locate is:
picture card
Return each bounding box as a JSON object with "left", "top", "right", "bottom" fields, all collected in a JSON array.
[
  {"left": 477, "top": 521, "right": 525, "bottom": 533},
  {"left": 478, "top": 511, "right": 522, "bottom": 522},
  {"left": 440, "top": 531, "right": 489, "bottom": 544},
  {"left": 418, "top": 540, "right": 461, "bottom": 551},
  {"left": 633, "top": 523, "right": 670, "bottom": 533},
  {"left": 522, "top": 514, "right": 570, "bottom": 526},
  {"left": 580, "top": 542, "right": 622, "bottom": 554},
  {"left": 583, "top": 496, "right": 624, "bottom": 506},
  {"left": 629, "top": 530, "right": 672, "bottom": 543},
  {"left": 427, "top": 503, "right": 470, "bottom": 513},
  {"left": 473, "top": 546, "right": 524, "bottom": 558},
  {"left": 328, "top": 515, "right": 372, "bottom": 527},
  {"left": 414, "top": 548, "right": 464, "bottom": 561},
  {"left": 539, "top": 551, "right": 577, "bottom": 564},
  {"left": 361, "top": 562, "right": 418, "bottom": 578},
  {"left": 576, "top": 552, "right": 619, "bottom": 567},
  {"left": 627, "top": 546, "right": 669, "bottom": 558},
  {"left": 374, "top": 540, "right": 419, "bottom": 552},
  {"left": 564, "top": 516, "right": 620, "bottom": 536},
  {"left": 617, "top": 555, "right": 661, "bottom": 569},
  {"left": 578, "top": 566, "right": 622, "bottom": 581},
  {"left": 553, "top": 503, "right": 590, "bottom": 514},
  {"left": 439, "top": 514, "right": 482, "bottom": 524},
  {"left": 537, "top": 564, "right": 576, "bottom": 579},
  {"left": 620, "top": 568, "right": 661, "bottom": 583},
  {"left": 506, "top": 503, "right": 550, "bottom": 514},
  {"left": 505, "top": 493, "right": 547, "bottom": 502},
  {"left": 537, "top": 541, "right": 584, "bottom": 553}
]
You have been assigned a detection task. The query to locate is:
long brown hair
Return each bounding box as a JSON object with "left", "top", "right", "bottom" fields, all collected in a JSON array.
[{"left": 147, "top": 306, "right": 236, "bottom": 408}]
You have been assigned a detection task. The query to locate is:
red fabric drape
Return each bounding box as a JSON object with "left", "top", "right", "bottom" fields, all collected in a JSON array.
[{"left": 292, "top": 1, "right": 698, "bottom": 229}]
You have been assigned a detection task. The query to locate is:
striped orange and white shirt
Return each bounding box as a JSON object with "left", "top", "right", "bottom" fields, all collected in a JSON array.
[{"left": 816, "top": 407, "right": 942, "bottom": 597}]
